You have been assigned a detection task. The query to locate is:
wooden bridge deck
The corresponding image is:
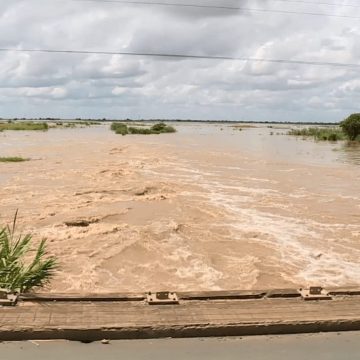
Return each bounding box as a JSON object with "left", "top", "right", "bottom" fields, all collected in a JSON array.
[{"left": 1, "top": 288, "right": 360, "bottom": 341}]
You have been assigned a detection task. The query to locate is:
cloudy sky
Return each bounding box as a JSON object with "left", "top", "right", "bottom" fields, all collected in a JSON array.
[{"left": 0, "top": 0, "right": 359, "bottom": 122}]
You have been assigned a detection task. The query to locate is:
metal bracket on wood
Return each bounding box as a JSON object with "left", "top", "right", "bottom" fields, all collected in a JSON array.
[
  {"left": 298, "top": 287, "right": 332, "bottom": 301},
  {"left": 146, "top": 291, "right": 179, "bottom": 305},
  {"left": 0, "top": 289, "right": 18, "bottom": 306}
]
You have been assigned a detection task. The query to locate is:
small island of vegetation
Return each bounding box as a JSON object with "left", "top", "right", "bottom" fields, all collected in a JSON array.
[
  {"left": 0, "top": 120, "right": 102, "bottom": 132},
  {"left": 0, "top": 157, "right": 29, "bottom": 163},
  {"left": 111, "top": 122, "right": 176, "bottom": 136},
  {"left": 0, "top": 121, "right": 48, "bottom": 132},
  {"left": 288, "top": 113, "right": 360, "bottom": 142}
]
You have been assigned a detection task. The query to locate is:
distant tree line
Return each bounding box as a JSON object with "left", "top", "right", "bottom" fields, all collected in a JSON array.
[{"left": 1, "top": 115, "right": 359, "bottom": 136}]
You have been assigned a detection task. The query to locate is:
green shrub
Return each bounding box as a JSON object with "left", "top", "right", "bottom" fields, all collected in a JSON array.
[
  {"left": 327, "top": 133, "right": 339, "bottom": 141},
  {"left": 340, "top": 114, "right": 360, "bottom": 141},
  {"left": 150, "top": 122, "right": 176, "bottom": 133},
  {"left": 150, "top": 122, "right": 167, "bottom": 132},
  {"left": 0, "top": 212, "right": 57, "bottom": 293},
  {"left": 111, "top": 123, "right": 128, "bottom": 135},
  {"left": 128, "top": 127, "right": 153, "bottom": 135}
]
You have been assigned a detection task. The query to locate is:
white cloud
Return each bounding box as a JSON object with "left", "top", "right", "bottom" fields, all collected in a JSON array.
[{"left": 0, "top": 0, "right": 359, "bottom": 121}]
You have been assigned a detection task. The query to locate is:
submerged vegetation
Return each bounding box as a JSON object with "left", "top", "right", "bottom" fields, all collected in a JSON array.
[
  {"left": 0, "top": 121, "right": 48, "bottom": 132},
  {"left": 0, "top": 157, "right": 29, "bottom": 163},
  {"left": 288, "top": 114, "right": 360, "bottom": 142},
  {"left": 0, "top": 213, "right": 57, "bottom": 293},
  {"left": 288, "top": 127, "right": 346, "bottom": 141},
  {"left": 111, "top": 122, "right": 176, "bottom": 136},
  {"left": 50, "top": 121, "right": 102, "bottom": 128},
  {"left": 232, "top": 124, "right": 257, "bottom": 130},
  {"left": 0, "top": 120, "right": 102, "bottom": 132}
]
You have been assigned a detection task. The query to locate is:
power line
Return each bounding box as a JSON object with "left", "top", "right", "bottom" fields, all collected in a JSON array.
[
  {"left": 70, "top": 0, "right": 360, "bottom": 19},
  {"left": 0, "top": 48, "right": 359, "bottom": 69},
  {"left": 254, "top": 0, "right": 360, "bottom": 9}
]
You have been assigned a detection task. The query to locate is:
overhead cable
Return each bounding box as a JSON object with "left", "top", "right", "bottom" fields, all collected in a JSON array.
[
  {"left": 0, "top": 48, "right": 359, "bottom": 69},
  {"left": 250, "top": 0, "right": 359, "bottom": 9},
  {"left": 70, "top": 0, "right": 360, "bottom": 19}
]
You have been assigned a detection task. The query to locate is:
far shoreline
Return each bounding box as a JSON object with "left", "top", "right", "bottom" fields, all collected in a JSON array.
[{"left": 0, "top": 118, "right": 341, "bottom": 126}]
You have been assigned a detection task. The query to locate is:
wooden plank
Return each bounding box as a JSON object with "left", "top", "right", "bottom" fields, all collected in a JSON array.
[{"left": 1, "top": 295, "right": 360, "bottom": 340}]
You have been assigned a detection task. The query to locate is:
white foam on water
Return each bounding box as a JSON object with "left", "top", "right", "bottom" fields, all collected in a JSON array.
[
  {"left": 218, "top": 254, "right": 260, "bottom": 287},
  {"left": 146, "top": 154, "right": 360, "bottom": 288},
  {"left": 165, "top": 234, "right": 224, "bottom": 290},
  {"left": 296, "top": 252, "right": 360, "bottom": 286},
  {"left": 244, "top": 177, "right": 278, "bottom": 184},
  {"left": 207, "top": 191, "right": 360, "bottom": 287}
]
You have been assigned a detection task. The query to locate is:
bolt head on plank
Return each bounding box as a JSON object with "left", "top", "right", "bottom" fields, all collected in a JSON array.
[
  {"left": 298, "top": 287, "right": 332, "bottom": 301},
  {"left": 0, "top": 289, "right": 18, "bottom": 306},
  {"left": 146, "top": 291, "right": 179, "bottom": 305}
]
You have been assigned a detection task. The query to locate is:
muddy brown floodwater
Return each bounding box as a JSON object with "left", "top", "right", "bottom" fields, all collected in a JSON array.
[{"left": 0, "top": 123, "right": 359, "bottom": 293}]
